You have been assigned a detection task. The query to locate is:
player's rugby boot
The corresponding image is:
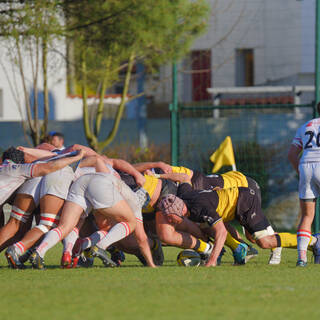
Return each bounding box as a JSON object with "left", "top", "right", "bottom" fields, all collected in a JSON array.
[
  {"left": 151, "top": 238, "right": 164, "bottom": 266},
  {"left": 90, "top": 246, "right": 117, "bottom": 267},
  {"left": 77, "top": 249, "right": 94, "bottom": 268},
  {"left": 136, "top": 253, "right": 147, "bottom": 266},
  {"left": 5, "top": 246, "right": 25, "bottom": 269},
  {"left": 60, "top": 251, "right": 72, "bottom": 269},
  {"left": 107, "top": 246, "right": 125, "bottom": 267},
  {"left": 296, "top": 260, "right": 307, "bottom": 267},
  {"left": 312, "top": 233, "right": 320, "bottom": 264},
  {"left": 30, "top": 251, "right": 45, "bottom": 270},
  {"left": 245, "top": 245, "right": 258, "bottom": 263},
  {"left": 19, "top": 248, "right": 34, "bottom": 264},
  {"left": 233, "top": 243, "right": 248, "bottom": 265},
  {"left": 268, "top": 247, "right": 282, "bottom": 265},
  {"left": 217, "top": 247, "right": 226, "bottom": 266}
]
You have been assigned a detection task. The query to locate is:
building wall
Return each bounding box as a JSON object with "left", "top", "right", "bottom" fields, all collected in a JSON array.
[{"left": 151, "top": 0, "right": 315, "bottom": 104}]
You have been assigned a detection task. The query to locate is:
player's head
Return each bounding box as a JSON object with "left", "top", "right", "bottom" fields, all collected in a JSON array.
[
  {"left": 49, "top": 131, "right": 64, "bottom": 149},
  {"left": 317, "top": 101, "right": 320, "bottom": 115},
  {"left": 158, "top": 194, "right": 186, "bottom": 222},
  {"left": 2, "top": 147, "right": 25, "bottom": 164}
]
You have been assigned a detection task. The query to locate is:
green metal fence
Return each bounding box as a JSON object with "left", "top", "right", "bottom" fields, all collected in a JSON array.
[{"left": 171, "top": 102, "right": 318, "bottom": 232}]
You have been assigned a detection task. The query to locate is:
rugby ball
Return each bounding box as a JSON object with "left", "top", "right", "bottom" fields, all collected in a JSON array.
[{"left": 177, "top": 249, "right": 201, "bottom": 267}]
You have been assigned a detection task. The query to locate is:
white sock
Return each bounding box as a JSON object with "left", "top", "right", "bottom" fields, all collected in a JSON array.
[
  {"left": 36, "top": 227, "right": 63, "bottom": 258},
  {"left": 62, "top": 227, "right": 79, "bottom": 254},
  {"left": 81, "top": 230, "right": 108, "bottom": 251},
  {"left": 14, "top": 242, "right": 26, "bottom": 255},
  {"left": 97, "top": 222, "right": 130, "bottom": 250},
  {"left": 297, "top": 229, "right": 311, "bottom": 262}
]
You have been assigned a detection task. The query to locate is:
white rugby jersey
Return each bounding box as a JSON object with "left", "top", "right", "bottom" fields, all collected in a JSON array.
[
  {"left": 292, "top": 118, "right": 320, "bottom": 163},
  {"left": 0, "top": 162, "right": 35, "bottom": 204},
  {"left": 73, "top": 163, "right": 120, "bottom": 181}
]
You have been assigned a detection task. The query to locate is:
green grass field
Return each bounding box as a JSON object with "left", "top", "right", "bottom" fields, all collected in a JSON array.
[{"left": 0, "top": 245, "right": 319, "bottom": 320}]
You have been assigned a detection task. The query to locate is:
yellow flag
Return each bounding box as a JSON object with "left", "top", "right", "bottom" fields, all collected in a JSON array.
[{"left": 210, "top": 136, "right": 236, "bottom": 173}]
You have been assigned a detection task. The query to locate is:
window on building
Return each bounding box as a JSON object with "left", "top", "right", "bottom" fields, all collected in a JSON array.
[
  {"left": 191, "top": 50, "right": 211, "bottom": 101},
  {"left": 235, "top": 49, "right": 254, "bottom": 86}
]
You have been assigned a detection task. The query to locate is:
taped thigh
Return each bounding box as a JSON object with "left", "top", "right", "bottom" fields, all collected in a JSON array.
[
  {"left": 10, "top": 206, "right": 32, "bottom": 223},
  {"left": 36, "top": 212, "right": 60, "bottom": 231},
  {"left": 252, "top": 226, "right": 275, "bottom": 240}
]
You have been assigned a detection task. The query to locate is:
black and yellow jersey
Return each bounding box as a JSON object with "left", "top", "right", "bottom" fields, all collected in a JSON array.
[
  {"left": 177, "top": 183, "right": 239, "bottom": 225},
  {"left": 171, "top": 166, "right": 248, "bottom": 190}
]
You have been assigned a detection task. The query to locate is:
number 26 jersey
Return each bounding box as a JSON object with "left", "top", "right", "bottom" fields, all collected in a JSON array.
[{"left": 292, "top": 118, "right": 320, "bottom": 164}]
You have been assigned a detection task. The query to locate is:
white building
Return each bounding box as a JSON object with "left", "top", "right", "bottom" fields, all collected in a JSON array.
[
  {"left": 0, "top": 0, "right": 316, "bottom": 121},
  {"left": 150, "top": 0, "right": 315, "bottom": 104}
]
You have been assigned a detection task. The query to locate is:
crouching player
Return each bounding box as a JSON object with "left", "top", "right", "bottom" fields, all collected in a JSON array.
[
  {"left": 158, "top": 182, "right": 320, "bottom": 267},
  {"left": 30, "top": 171, "right": 156, "bottom": 269}
]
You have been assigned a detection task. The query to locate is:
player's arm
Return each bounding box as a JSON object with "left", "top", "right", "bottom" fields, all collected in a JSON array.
[
  {"left": 62, "top": 144, "right": 98, "bottom": 157},
  {"left": 32, "top": 149, "right": 85, "bottom": 177},
  {"left": 155, "top": 172, "right": 191, "bottom": 184},
  {"left": 205, "top": 220, "right": 227, "bottom": 267},
  {"left": 133, "top": 161, "right": 173, "bottom": 174},
  {"left": 78, "top": 155, "right": 110, "bottom": 173},
  {"left": 134, "top": 222, "right": 157, "bottom": 268},
  {"left": 109, "top": 158, "right": 145, "bottom": 187},
  {"left": 288, "top": 144, "right": 302, "bottom": 174},
  {"left": 17, "top": 146, "right": 56, "bottom": 160}
]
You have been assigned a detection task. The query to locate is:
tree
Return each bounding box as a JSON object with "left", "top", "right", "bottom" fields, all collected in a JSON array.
[
  {"left": 64, "top": 0, "right": 209, "bottom": 152},
  {"left": 0, "top": 0, "right": 64, "bottom": 146}
]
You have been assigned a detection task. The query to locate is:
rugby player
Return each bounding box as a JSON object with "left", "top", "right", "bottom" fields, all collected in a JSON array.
[
  {"left": 3, "top": 143, "right": 148, "bottom": 268},
  {"left": 158, "top": 181, "right": 317, "bottom": 267},
  {"left": 133, "top": 162, "right": 260, "bottom": 264},
  {"left": 29, "top": 171, "right": 156, "bottom": 269},
  {"left": 288, "top": 102, "right": 320, "bottom": 266}
]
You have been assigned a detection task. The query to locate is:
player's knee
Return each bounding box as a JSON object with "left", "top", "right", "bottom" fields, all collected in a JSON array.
[
  {"left": 128, "top": 219, "right": 137, "bottom": 233},
  {"left": 256, "top": 237, "right": 271, "bottom": 249}
]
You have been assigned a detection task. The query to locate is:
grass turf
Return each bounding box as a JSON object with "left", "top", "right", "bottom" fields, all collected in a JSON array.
[{"left": 0, "top": 245, "right": 319, "bottom": 320}]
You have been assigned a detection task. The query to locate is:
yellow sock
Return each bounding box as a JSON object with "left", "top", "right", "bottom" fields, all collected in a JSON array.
[
  {"left": 278, "top": 233, "right": 297, "bottom": 248},
  {"left": 194, "top": 239, "right": 209, "bottom": 253},
  {"left": 225, "top": 232, "right": 241, "bottom": 251}
]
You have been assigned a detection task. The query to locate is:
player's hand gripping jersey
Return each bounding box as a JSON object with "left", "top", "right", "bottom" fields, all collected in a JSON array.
[{"left": 292, "top": 118, "right": 320, "bottom": 163}]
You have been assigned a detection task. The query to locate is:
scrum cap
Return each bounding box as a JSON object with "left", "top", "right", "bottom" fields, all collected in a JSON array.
[{"left": 158, "top": 194, "right": 184, "bottom": 217}]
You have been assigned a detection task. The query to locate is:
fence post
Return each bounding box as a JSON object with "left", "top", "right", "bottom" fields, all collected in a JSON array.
[
  {"left": 170, "top": 62, "right": 179, "bottom": 165},
  {"left": 314, "top": 0, "right": 320, "bottom": 233}
]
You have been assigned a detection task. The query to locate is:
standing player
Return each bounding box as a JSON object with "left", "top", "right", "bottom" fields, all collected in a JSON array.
[{"left": 288, "top": 102, "right": 320, "bottom": 266}]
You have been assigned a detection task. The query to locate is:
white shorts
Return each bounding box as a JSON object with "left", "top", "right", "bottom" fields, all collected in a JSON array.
[
  {"left": 110, "top": 175, "right": 143, "bottom": 222},
  {"left": 16, "top": 177, "right": 42, "bottom": 206},
  {"left": 40, "top": 166, "right": 74, "bottom": 200},
  {"left": 67, "top": 173, "right": 123, "bottom": 216},
  {"left": 298, "top": 162, "right": 320, "bottom": 199}
]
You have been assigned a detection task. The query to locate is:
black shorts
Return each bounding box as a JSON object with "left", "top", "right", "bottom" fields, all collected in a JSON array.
[
  {"left": 246, "top": 177, "right": 261, "bottom": 204},
  {"left": 236, "top": 187, "right": 270, "bottom": 235}
]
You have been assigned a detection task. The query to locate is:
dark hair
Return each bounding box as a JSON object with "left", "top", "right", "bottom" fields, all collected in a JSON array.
[
  {"left": 317, "top": 102, "right": 320, "bottom": 115},
  {"left": 49, "top": 131, "right": 64, "bottom": 139},
  {"left": 2, "top": 147, "right": 25, "bottom": 164}
]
